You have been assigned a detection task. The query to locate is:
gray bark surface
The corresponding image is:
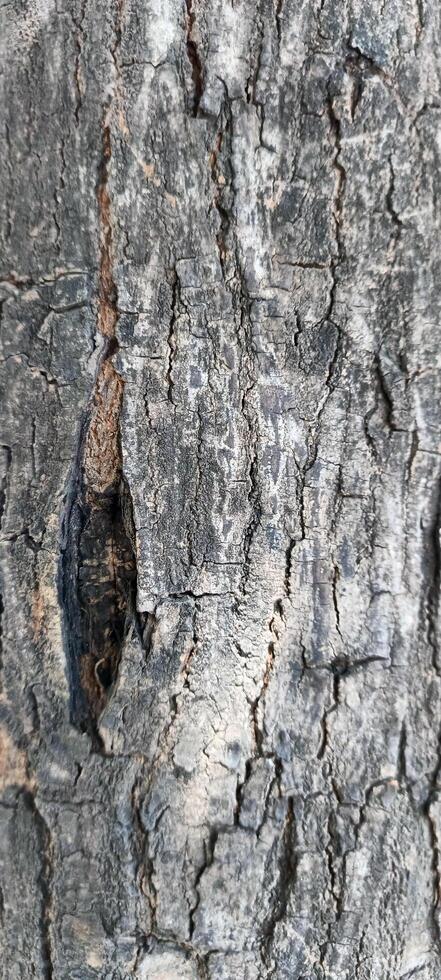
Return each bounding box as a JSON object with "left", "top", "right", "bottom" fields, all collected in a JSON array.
[{"left": 1, "top": 0, "right": 441, "bottom": 977}]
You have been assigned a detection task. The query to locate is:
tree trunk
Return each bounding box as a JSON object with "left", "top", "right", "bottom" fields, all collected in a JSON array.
[{"left": 1, "top": 1, "right": 441, "bottom": 977}]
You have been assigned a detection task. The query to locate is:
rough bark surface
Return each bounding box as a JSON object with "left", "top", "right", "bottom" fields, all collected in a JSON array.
[{"left": 1, "top": 1, "right": 441, "bottom": 977}]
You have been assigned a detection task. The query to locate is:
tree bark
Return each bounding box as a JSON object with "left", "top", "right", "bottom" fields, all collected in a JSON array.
[{"left": 1, "top": 0, "right": 441, "bottom": 977}]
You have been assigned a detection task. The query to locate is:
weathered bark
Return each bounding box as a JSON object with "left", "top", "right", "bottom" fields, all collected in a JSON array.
[{"left": 1, "top": 0, "right": 441, "bottom": 977}]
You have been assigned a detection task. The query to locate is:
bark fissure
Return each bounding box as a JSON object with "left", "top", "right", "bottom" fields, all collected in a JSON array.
[
  {"left": 185, "top": 0, "right": 204, "bottom": 117},
  {"left": 189, "top": 829, "right": 219, "bottom": 940},
  {"left": 422, "top": 728, "right": 441, "bottom": 950},
  {"left": 260, "top": 797, "right": 297, "bottom": 969},
  {"left": 58, "top": 15, "right": 142, "bottom": 740},
  {"left": 426, "top": 478, "right": 441, "bottom": 676},
  {"left": 326, "top": 85, "right": 346, "bottom": 320},
  {"left": 166, "top": 268, "right": 180, "bottom": 405},
  {"left": 24, "top": 792, "right": 54, "bottom": 980}
]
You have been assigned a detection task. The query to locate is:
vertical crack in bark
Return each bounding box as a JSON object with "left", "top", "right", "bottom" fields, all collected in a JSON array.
[
  {"left": 189, "top": 829, "right": 218, "bottom": 940},
  {"left": 354, "top": 928, "right": 367, "bottom": 978},
  {"left": 235, "top": 288, "right": 261, "bottom": 602},
  {"left": 260, "top": 797, "right": 296, "bottom": 968},
  {"left": 0, "top": 446, "right": 12, "bottom": 688},
  {"left": 413, "top": 0, "right": 425, "bottom": 50},
  {"left": 24, "top": 792, "right": 54, "bottom": 980},
  {"left": 166, "top": 268, "right": 179, "bottom": 405},
  {"left": 325, "top": 809, "right": 343, "bottom": 922},
  {"left": 364, "top": 350, "right": 397, "bottom": 455},
  {"left": 397, "top": 719, "right": 409, "bottom": 788},
  {"left": 246, "top": 11, "right": 272, "bottom": 151},
  {"left": 59, "top": 4, "right": 144, "bottom": 741},
  {"left": 283, "top": 538, "right": 294, "bottom": 598},
  {"left": 424, "top": 796, "right": 441, "bottom": 951},
  {"left": 240, "top": 423, "right": 261, "bottom": 595},
  {"left": 325, "top": 84, "right": 346, "bottom": 330},
  {"left": 320, "top": 790, "right": 367, "bottom": 972},
  {"left": 317, "top": 669, "right": 339, "bottom": 760},
  {"left": 251, "top": 606, "right": 284, "bottom": 757},
  {"left": 332, "top": 563, "right": 342, "bottom": 639},
  {"left": 426, "top": 478, "right": 441, "bottom": 676},
  {"left": 420, "top": 723, "right": 441, "bottom": 951},
  {"left": 385, "top": 155, "right": 403, "bottom": 236},
  {"left": 345, "top": 55, "right": 364, "bottom": 122},
  {"left": 185, "top": 0, "right": 204, "bottom": 116},
  {"left": 181, "top": 598, "right": 200, "bottom": 691},
  {"left": 374, "top": 351, "right": 396, "bottom": 433},
  {"left": 274, "top": 0, "right": 284, "bottom": 47},
  {"left": 131, "top": 769, "right": 158, "bottom": 939},
  {"left": 0, "top": 445, "right": 12, "bottom": 528},
  {"left": 209, "top": 127, "right": 230, "bottom": 277},
  {"left": 187, "top": 406, "right": 204, "bottom": 570},
  {"left": 72, "top": 0, "right": 87, "bottom": 126},
  {"left": 235, "top": 604, "right": 286, "bottom": 826}
]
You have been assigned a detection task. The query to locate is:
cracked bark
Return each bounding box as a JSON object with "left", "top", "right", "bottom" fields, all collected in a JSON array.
[{"left": 2, "top": 1, "right": 441, "bottom": 978}]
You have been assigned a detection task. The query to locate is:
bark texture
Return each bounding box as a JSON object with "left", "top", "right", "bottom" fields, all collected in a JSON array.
[{"left": 1, "top": 0, "right": 441, "bottom": 977}]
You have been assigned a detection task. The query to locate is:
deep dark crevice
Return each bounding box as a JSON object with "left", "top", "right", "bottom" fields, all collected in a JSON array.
[
  {"left": 79, "top": 476, "right": 136, "bottom": 701},
  {"left": 234, "top": 758, "right": 253, "bottom": 826},
  {"left": 397, "top": 720, "right": 408, "bottom": 785},
  {"left": 185, "top": 0, "right": 204, "bottom": 116},
  {"left": 240, "top": 434, "right": 262, "bottom": 596},
  {"left": 166, "top": 268, "right": 179, "bottom": 404},
  {"left": 373, "top": 351, "right": 396, "bottom": 435},
  {"left": 275, "top": 0, "right": 283, "bottom": 46},
  {"left": 59, "top": 413, "right": 141, "bottom": 741},
  {"left": 332, "top": 564, "right": 342, "bottom": 638},
  {"left": 209, "top": 127, "right": 230, "bottom": 278},
  {"left": 58, "top": 353, "right": 149, "bottom": 740},
  {"left": 346, "top": 64, "right": 363, "bottom": 121},
  {"left": 58, "top": 105, "right": 146, "bottom": 744}
]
